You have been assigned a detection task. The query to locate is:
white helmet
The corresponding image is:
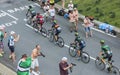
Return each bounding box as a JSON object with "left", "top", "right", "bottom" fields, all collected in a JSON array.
[{"left": 10, "top": 31, "right": 15, "bottom": 35}]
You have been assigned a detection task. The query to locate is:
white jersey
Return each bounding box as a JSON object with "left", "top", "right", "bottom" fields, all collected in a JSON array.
[{"left": 49, "top": 8, "right": 55, "bottom": 17}]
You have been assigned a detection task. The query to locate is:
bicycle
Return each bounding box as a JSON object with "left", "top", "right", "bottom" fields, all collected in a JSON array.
[
  {"left": 69, "top": 43, "right": 90, "bottom": 63},
  {"left": 47, "top": 28, "right": 64, "bottom": 47},
  {"left": 95, "top": 56, "right": 120, "bottom": 75},
  {"left": 32, "top": 21, "right": 47, "bottom": 37}
]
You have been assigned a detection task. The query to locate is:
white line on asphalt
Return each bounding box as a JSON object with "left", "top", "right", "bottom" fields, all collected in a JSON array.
[
  {"left": 0, "top": 10, "right": 18, "bottom": 20},
  {"left": 91, "top": 27, "right": 116, "bottom": 38},
  {"left": 25, "top": 23, "right": 96, "bottom": 61}
]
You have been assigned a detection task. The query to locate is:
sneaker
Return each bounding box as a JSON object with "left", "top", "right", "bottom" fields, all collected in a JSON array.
[{"left": 0, "top": 53, "right": 3, "bottom": 57}]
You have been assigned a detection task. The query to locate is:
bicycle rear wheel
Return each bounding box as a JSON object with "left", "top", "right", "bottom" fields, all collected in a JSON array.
[
  {"left": 40, "top": 27, "right": 47, "bottom": 37},
  {"left": 111, "top": 66, "right": 120, "bottom": 75},
  {"left": 48, "top": 31, "right": 54, "bottom": 42},
  {"left": 57, "top": 37, "right": 64, "bottom": 47},
  {"left": 95, "top": 57, "right": 105, "bottom": 70},
  {"left": 69, "top": 44, "right": 77, "bottom": 57},
  {"left": 81, "top": 51, "right": 90, "bottom": 63}
]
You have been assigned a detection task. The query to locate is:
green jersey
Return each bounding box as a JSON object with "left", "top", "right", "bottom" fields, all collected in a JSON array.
[{"left": 101, "top": 45, "right": 112, "bottom": 55}]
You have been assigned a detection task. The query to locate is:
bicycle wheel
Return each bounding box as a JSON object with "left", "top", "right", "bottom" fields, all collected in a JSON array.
[
  {"left": 48, "top": 31, "right": 54, "bottom": 42},
  {"left": 111, "top": 66, "right": 120, "bottom": 75},
  {"left": 40, "top": 27, "right": 47, "bottom": 37},
  {"left": 95, "top": 57, "right": 105, "bottom": 70},
  {"left": 81, "top": 51, "right": 90, "bottom": 63},
  {"left": 69, "top": 44, "right": 77, "bottom": 57},
  {"left": 57, "top": 37, "right": 64, "bottom": 47}
]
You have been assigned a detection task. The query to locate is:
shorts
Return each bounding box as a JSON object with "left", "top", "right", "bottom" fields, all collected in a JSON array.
[
  {"left": 55, "top": 30, "right": 60, "bottom": 35},
  {"left": 0, "top": 42, "right": 4, "bottom": 49},
  {"left": 50, "top": 16, "right": 55, "bottom": 20},
  {"left": 9, "top": 46, "right": 15, "bottom": 53},
  {"left": 85, "top": 27, "right": 91, "bottom": 32},
  {"left": 103, "top": 54, "right": 112, "bottom": 62},
  {"left": 70, "top": 22, "right": 76, "bottom": 28},
  {"left": 31, "top": 58, "right": 39, "bottom": 69},
  {"left": 31, "top": 13, "right": 36, "bottom": 18}
]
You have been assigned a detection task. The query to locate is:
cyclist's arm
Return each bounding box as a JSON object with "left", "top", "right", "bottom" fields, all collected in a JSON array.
[{"left": 26, "top": 9, "right": 30, "bottom": 16}]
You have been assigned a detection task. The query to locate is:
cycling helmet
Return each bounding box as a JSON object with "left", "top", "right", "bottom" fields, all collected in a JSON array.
[
  {"left": 53, "top": 20, "right": 57, "bottom": 23},
  {"left": 100, "top": 40, "right": 105, "bottom": 44},
  {"left": 75, "top": 32, "right": 79, "bottom": 36},
  {"left": 10, "top": 31, "right": 15, "bottom": 35}
]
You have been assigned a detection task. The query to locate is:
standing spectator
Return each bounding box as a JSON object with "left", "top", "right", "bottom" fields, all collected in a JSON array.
[
  {"left": 83, "top": 16, "right": 93, "bottom": 38},
  {"left": 17, "top": 54, "right": 32, "bottom": 75},
  {"left": 0, "top": 26, "right": 7, "bottom": 57},
  {"left": 73, "top": 8, "right": 79, "bottom": 31},
  {"left": 30, "top": 44, "right": 42, "bottom": 75},
  {"left": 69, "top": 10, "right": 76, "bottom": 32},
  {"left": 43, "top": 3, "right": 49, "bottom": 12},
  {"left": 59, "top": 57, "right": 73, "bottom": 75},
  {"left": 48, "top": 5, "right": 56, "bottom": 22},
  {"left": 61, "top": 0, "right": 65, "bottom": 9},
  {"left": 68, "top": 0, "right": 74, "bottom": 13},
  {"left": 8, "top": 31, "right": 20, "bottom": 62}
]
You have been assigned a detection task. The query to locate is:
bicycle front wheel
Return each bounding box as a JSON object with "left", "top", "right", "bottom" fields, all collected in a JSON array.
[
  {"left": 95, "top": 57, "right": 105, "bottom": 70},
  {"left": 40, "top": 27, "right": 47, "bottom": 37},
  {"left": 57, "top": 37, "right": 64, "bottom": 47},
  {"left": 111, "top": 66, "right": 120, "bottom": 75},
  {"left": 69, "top": 44, "right": 77, "bottom": 57},
  {"left": 81, "top": 51, "right": 90, "bottom": 63},
  {"left": 47, "top": 31, "right": 54, "bottom": 42}
]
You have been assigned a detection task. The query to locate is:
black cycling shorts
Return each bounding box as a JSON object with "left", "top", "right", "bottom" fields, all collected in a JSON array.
[
  {"left": 9, "top": 46, "right": 15, "bottom": 53},
  {"left": 103, "top": 54, "right": 112, "bottom": 61}
]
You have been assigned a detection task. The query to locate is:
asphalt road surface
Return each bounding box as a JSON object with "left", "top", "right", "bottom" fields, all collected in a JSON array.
[{"left": 0, "top": 0, "right": 120, "bottom": 75}]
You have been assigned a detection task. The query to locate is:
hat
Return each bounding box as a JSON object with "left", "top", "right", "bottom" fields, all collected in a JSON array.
[
  {"left": 10, "top": 31, "right": 15, "bottom": 35},
  {"left": 62, "top": 57, "right": 68, "bottom": 61}
]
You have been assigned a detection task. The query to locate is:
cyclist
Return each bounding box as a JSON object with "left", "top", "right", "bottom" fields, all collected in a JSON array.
[
  {"left": 26, "top": 6, "right": 36, "bottom": 20},
  {"left": 99, "top": 40, "right": 112, "bottom": 71},
  {"left": 35, "top": 13, "right": 44, "bottom": 31},
  {"left": 51, "top": 20, "right": 61, "bottom": 42},
  {"left": 72, "top": 32, "right": 86, "bottom": 59}
]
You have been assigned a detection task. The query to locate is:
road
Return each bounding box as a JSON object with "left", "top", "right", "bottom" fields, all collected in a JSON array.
[{"left": 0, "top": 0, "right": 120, "bottom": 75}]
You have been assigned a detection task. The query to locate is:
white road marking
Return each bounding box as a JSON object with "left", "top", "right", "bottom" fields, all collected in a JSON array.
[
  {"left": 0, "top": 10, "right": 18, "bottom": 20},
  {"left": 25, "top": 23, "right": 97, "bottom": 61},
  {"left": 91, "top": 27, "right": 116, "bottom": 38}
]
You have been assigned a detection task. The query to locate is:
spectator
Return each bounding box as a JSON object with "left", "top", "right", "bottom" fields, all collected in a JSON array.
[
  {"left": 48, "top": 5, "right": 56, "bottom": 22},
  {"left": 59, "top": 57, "right": 73, "bottom": 75},
  {"left": 61, "top": 0, "right": 65, "bottom": 9},
  {"left": 30, "top": 44, "right": 42, "bottom": 75},
  {"left": 69, "top": 10, "right": 76, "bottom": 32},
  {"left": 0, "top": 26, "right": 7, "bottom": 57},
  {"left": 8, "top": 31, "right": 20, "bottom": 62},
  {"left": 17, "top": 54, "right": 32, "bottom": 75},
  {"left": 73, "top": 8, "right": 79, "bottom": 31},
  {"left": 43, "top": 3, "right": 49, "bottom": 12},
  {"left": 83, "top": 16, "right": 93, "bottom": 38},
  {"left": 68, "top": 0, "right": 74, "bottom": 13}
]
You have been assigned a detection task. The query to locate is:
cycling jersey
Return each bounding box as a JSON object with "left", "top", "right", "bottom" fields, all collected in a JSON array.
[
  {"left": 36, "top": 15, "right": 44, "bottom": 24},
  {"left": 8, "top": 36, "right": 14, "bottom": 46},
  {"left": 101, "top": 45, "right": 112, "bottom": 55},
  {"left": 75, "top": 36, "right": 86, "bottom": 50}
]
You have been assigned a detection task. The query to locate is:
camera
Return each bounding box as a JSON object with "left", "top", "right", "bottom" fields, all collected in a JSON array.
[
  {"left": 40, "top": 52, "right": 45, "bottom": 57},
  {"left": 69, "top": 63, "right": 76, "bottom": 73}
]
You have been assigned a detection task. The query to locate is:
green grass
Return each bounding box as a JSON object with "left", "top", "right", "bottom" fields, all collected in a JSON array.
[{"left": 57, "top": 0, "right": 120, "bottom": 28}]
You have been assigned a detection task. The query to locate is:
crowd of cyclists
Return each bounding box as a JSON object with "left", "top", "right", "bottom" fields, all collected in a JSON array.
[{"left": 0, "top": 0, "right": 119, "bottom": 75}]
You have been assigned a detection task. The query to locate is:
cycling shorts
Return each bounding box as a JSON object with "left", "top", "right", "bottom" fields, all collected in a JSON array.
[
  {"left": 102, "top": 54, "right": 112, "bottom": 62},
  {"left": 55, "top": 30, "right": 61, "bottom": 35}
]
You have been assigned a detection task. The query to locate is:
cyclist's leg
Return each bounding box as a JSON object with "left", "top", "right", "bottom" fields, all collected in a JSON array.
[{"left": 55, "top": 32, "right": 59, "bottom": 41}]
